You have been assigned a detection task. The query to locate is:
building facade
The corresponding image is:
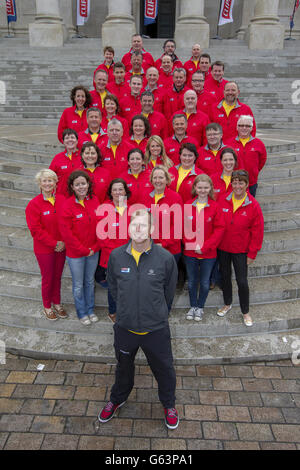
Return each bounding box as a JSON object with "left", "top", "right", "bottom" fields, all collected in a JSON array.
[{"left": 0, "top": 0, "right": 299, "bottom": 48}]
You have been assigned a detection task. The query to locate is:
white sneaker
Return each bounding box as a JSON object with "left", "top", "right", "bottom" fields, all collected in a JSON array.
[
  {"left": 194, "top": 308, "right": 203, "bottom": 321},
  {"left": 217, "top": 305, "right": 232, "bottom": 317},
  {"left": 186, "top": 307, "right": 197, "bottom": 320}
]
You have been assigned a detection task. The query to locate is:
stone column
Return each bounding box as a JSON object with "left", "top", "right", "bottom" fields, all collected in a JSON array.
[
  {"left": 29, "top": 0, "right": 66, "bottom": 47},
  {"left": 236, "top": 0, "right": 255, "bottom": 41},
  {"left": 248, "top": 0, "right": 284, "bottom": 49},
  {"left": 102, "top": 0, "right": 135, "bottom": 48},
  {"left": 174, "top": 0, "right": 210, "bottom": 49}
]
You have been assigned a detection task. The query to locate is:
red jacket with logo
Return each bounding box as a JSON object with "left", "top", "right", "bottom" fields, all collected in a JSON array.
[
  {"left": 226, "top": 136, "right": 267, "bottom": 186},
  {"left": 211, "top": 171, "right": 233, "bottom": 202},
  {"left": 140, "top": 187, "right": 183, "bottom": 255},
  {"left": 79, "top": 165, "right": 111, "bottom": 204},
  {"left": 119, "top": 94, "right": 142, "bottom": 124},
  {"left": 59, "top": 194, "right": 101, "bottom": 258},
  {"left": 162, "top": 85, "right": 190, "bottom": 120},
  {"left": 77, "top": 127, "right": 107, "bottom": 151},
  {"left": 106, "top": 80, "right": 131, "bottom": 102},
  {"left": 204, "top": 75, "right": 228, "bottom": 103},
  {"left": 164, "top": 134, "right": 200, "bottom": 166},
  {"left": 146, "top": 110, "right": 169, "bottom": 139},
  {"left": 122, "top": 49, "right": 155, "bottom": 72},
  {"left": 26, "top": 194, "right": 66, "bottom": 254},
  {"left": 49, "top": 151, "right": 81, "bottom": 197},
  {"left": 89, "top": 89, "right": 111, "bottom": 113},
  {"left": 183, "top": 197, "right": 225, "bottom": 259},
  {"left": 99, "top": 137, "right": 134, "bottom": 179},
  {"left": 101, "top": 114, "right": 130, "bottom": 139},
  {"left": 175, "top": 109, "right": 210, "bottom": 146},
  {"left": 97, "top": 201, "right": 130, "bottom": 267},
  {"left": 169, "top": 165, "right": 204, "bottom": 203},
  {"left": 217, "top": 192, "right": 264, "bottom": 259},
  {"left": 210, "top": 99, "right": 256, "bottom": 141},
  {"left": 57, "top": 106, "right": 88, "bottom": 143},
  {"left": 196, "top": 90, "right": 217, "bottom": 120},
  {"left": 196, "top": 143, "right": 229, "bottom": 176},
  {"left": 119, "top": 168, "right": 153, "bottom": 204},
  {"left": 184, "top": 58, "right": 201, "bottom": 85}
]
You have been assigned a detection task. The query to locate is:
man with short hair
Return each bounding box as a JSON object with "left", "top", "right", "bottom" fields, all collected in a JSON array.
[
  {"left": 204, "top": 60, "right": 228, "bottom": 103},
  {"left": 144, "top": 67, "right": 164, "bottom": 112},
  {"left": 107, "top": 62, "right": 130, "bottom": 101},
  {"left": 155, "top": 39, "right": 183, "bottom": 70},
  {"left": 77, "top": 107, "right": 106, "bottom": 150},
  {"left": 164, "top": 113, "right": 200, "bottom": 165},
  {"left": 199, "top": 53, "right": 212, "bottom": 77},
  {"left": 119, "top": 75, "right": 144, "bottom": 124},
  {"left": 162, "top": 68, "right": 190, "bottom": 120},
  {"left": 125, "top": 51, "right": 147, "bottom": 87},
  {"left": 141, "top": 91, "right": 168, "bottom": 139},
  {"left": 99, "top": 118, "right": 134, "bottom": 179},
  {"left": 98, "top": 209, "right": 179, "bottom": 430},
  {"left": 90, "top": 69, "right": 110, "bottom": 113},
  {"left": 175, "top": 89, "right": 210, "bottom": 147},
  {"left": 196, "top": 122, "right": 227, "bottom": 175},
  {"left": 191, "top": 70, "right": 217, "bottom": 119},
  {"left": 157, "top": 54, "right": 174, "bottom": 90},
  {"left": 184, "top": 43, "right": 202, "bottom": 85},
  {"left": 210, "top": 81, "right": 256, "bottom": 141},
  {"left": 122, "top": 34, "right": 154, "bottom": 72}
]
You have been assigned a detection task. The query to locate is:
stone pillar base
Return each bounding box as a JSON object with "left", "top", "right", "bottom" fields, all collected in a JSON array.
[
  {"left": 29, "top": 23, "right": 65, "bottom": 47},
  {"left": 248, "top": 23, "right": 284, "bottom": 50},
  {"left": 102, "top": 16, "right": 135, "bottom": 47},
  {"left": 175, "top": 21, "right": 210, "bottom": 49}
]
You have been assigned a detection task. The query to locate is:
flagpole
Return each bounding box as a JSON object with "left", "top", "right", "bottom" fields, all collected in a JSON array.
[
  {"left": 4, "top": 18, "right": 14, "bottom": 38},
  {"left": 213, "top": 0, "right": 223, "bottom": 40},
  {"left": 285, "top": 0, "right": 297, "bottom": 40}
]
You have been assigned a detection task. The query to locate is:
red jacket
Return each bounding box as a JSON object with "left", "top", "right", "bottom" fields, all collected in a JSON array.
[
  {"left": 140, "top": 187, "right": 183, "bottom": 254},
  {"left": 155, "top": 55, "right": 183, "bottom": 71},
  {"left": 146, "top": 110, "right": 169, "bottom": 139},
  {"left": 184, "top": 58, "right": 201, "bottom": 85},
  {"left": 128, "top": 136, "right": 149, "bottom": 153},
  {"left": 196, "top": 143, "right": 228, "bottom": 176},
  {"left": 143, "top": 85, "right": 164, "bottom": 113},
  {"left": 106, "top": 80, "right": 130, "bottom": 101},
  {"left": 183, "top": 197, "right": 225, "bottom": 259},
  {"left": 145, "top": 155, "right": 173, "bottom": 172},
  {"left": 59, "top": 194, "right": 101, "bottom": 258},
  {"left": 99, "top": 137, "right": 134, "bottom": 179},
  {"left": 97, "top": 201, "right": 130, "bottom": 267},
  {"left": 157, "top": 70, "right": 173, "bottom": 90},
  {"left": 26, "top": 194, "right": 66, "bottom": 254},
  {"left": 93, "top": 63, "right": 114, "bottom": 82},
  {"left": 89, "top": 89, "right": 111, "bottom": 113},
  {"left": 119, "top": 94, "right": 142, "bottom": 124},
  {"left": 175, "top": 109, "right": 210, "bottom": 146},
  {"left": 122, "top": 49, "right": 154, "bottom": 72},
  {"left": 204, "top": 75, "right": 228, "bottom": 103},
  {"left": 162, "top": 85, "right": 190, "bottom": 120},
  {"left": 77, "top": 127, "right": 107, "bottom": 151},
  {"left": 218, "top": 192, "right": 264, "bottom": 259},
  {"left": 57, "top": 106, "right": 88, "bottom": 143},
  {"left": 49, "top": 151, "right": 81, "bottom": 197},
  {"left": 164, "top": 134, "right": 200, "bottom": 165},
  {"left": 211, "top": 171, "right": 233, "bottom": 201},
  {"left": 79, "top": 165, "right": 111, "bottom": 204},
  {"left": 210, "top": 99, "right": 256, "bottom": 141},
  {"left": 125, "top": 70, "right": 148, "bottom": 88},
  {"left": 196, "top": 90, "right": 217, "bottom": 120},
  {"left": 119, "top": 167, "right": 153, "bottom": 204},
  {"left": 226, "top": 136, "right": 267, "bottom": 186},
  {"left": 169, "top": 165, "right": 204, "bottom": 203}
]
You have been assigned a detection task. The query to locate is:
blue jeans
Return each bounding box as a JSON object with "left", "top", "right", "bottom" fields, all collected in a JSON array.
[
  {"left": 184, "top": 256, "right": 216, "bottom": 308},
  {"left": 67, "top": 252, "right": 99, "bottom": 319}
]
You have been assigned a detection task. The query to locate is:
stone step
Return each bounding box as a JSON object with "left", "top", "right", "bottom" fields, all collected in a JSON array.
[
  {"left": 0, "top": 267, "right": 299, "bottom": 309},
  {"left": 1, "top": 223, "right": 299, "bottom": 254},
  {"left": 256, "top": 176, "right": 300, "bottom": 195},
  {"left": 0, "top": 188, "right": 34, "bottom": 209},
  {"left": 263, "top": 209, "right": 300, "bottom": 232},
  {"left": 2, "top": 244, "right": 299, "bottom": 278},
  {"left": 1, "top": 318, "right": 300, "bottom": 365},
  {"left": 257, "top": 192, "right": 300, "bottom": 212},
  {"left": 260, "top": 161, "right": 300, "bottom": 179},
  {"left": 1, "top": 293, "right": 300, "bottom": 340}
]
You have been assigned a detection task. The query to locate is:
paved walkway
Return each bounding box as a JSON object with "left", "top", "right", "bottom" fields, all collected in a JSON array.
[{"left": 0, "top": 352, "right": 299, "bottom": 450}]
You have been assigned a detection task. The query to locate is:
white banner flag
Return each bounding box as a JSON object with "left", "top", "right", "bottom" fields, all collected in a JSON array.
[
  {"left": 77, "top": 0, "right": 90, "bottom": 26},
  {"left": 218, "top": 0, "right": 235, "bottom": 26}
]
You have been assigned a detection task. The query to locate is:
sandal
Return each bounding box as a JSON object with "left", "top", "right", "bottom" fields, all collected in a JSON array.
[
  {"left": 80, "top": 316, "right": 91, "bottom": 326},
  {"left": 53, "top": 305, "right": 68, "bottom": 319},
  {"left": 44, "top": 308, "right": 58, "bottom": 321},
  {"left": 107, "top": 313, "right": 116, "bottom": 323},
  {"left": 243, "top": 314, "right": 253, "bottom": 327},
  {"left": 217, "top": 305, "right": 232, "bottom": 317}
]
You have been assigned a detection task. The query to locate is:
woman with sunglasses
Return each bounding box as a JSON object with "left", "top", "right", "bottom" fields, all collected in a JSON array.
[{"left": 216, "top": 169, "right": 264, "bottom": 327}]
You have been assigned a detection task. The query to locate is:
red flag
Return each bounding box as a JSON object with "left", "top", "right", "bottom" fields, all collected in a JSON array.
[{"left": 218, "top": 0, "right": 235, "bottom": 26}]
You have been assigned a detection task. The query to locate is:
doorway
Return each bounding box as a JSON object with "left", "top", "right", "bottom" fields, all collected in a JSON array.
[{"left": 140, "top": 0, "right": 176, "bottom": 38}]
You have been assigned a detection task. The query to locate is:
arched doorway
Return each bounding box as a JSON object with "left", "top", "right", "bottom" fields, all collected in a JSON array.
[{"left": 140, "top": 0, "right": 176, "bottom": 38}]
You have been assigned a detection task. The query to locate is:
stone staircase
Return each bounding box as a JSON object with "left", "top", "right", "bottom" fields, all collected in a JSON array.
[{"left": 0, "top": 37, "right": 300, "bottom": 364}]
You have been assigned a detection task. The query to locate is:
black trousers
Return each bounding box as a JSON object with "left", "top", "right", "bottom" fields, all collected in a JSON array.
[
  {"left": 110, "top": 323, "right": 176, "bottom": 409},
  {"left": 218, "top": 250, "right": 249, "bottom": 314}
]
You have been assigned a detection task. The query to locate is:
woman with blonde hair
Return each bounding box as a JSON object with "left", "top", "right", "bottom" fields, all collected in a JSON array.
[
  {"left": 183, "top": 173, "right": 225, "bottom": 321},
  {"left": 25, "top": 169, "right": 67, "bottom": 321},
  {"left": 144, "top": 135, "right": 173, "bottom": 170}
]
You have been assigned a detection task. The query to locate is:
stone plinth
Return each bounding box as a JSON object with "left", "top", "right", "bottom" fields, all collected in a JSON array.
[
  {"left": 174, "top": 0, "right": 209, "bottom": 49},
  {"left": 248, "top": 0, "right": 284, "bottom": 50},
  {"left": 29, "top": 0, "right": 65, "bottom": 47},
  {"left": 102, "top": 0, "right": 135, "bottom": 47}
]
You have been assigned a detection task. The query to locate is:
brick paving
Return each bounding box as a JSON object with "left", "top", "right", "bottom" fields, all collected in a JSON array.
[{"left": 0, "top": 353, "right": 300, "bottom": 450}]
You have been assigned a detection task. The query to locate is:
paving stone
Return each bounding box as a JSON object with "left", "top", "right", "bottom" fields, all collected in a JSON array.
[
  {"left": 0, "top": 384, "right": 16, "bottom": 397},
  {"left": 4, "top": 432, "right": 44, "bottom": 450},
  {"left": 236, "top": 423, "right": 274, "bottom": 442},
  {"left": 6, "top": 371, "right": 37, "bottom": 384},
  {"left": 0, "top": 414, "right": 33, "bottom": 432},
  {"left": 203, "top": 422, "right": 238, "bottom": 441},
  {"left": 249, "top": 406, "right": 285, "bottom": 423},
  {"left": 184, "top": 405, "right": 217, "bottom": 421},
  {"left": 0, "top": 398, "right": 24, "bottom": 414},
  {"left": 261, "top": 392, "right": 297, "bottom": 408},
  {"left": 52, "top": 400, "right": 88, "bottom": 416},
  {"left": 114, "top": 437, "right": 150, "bottom": 450},
  {"left": 224, "top": 441, "right": 260, "bottom": 450},
  {"left": 78, "top": 435, "right": 115, "bottom": 450},
  {"left": 271, "top": 424, "right": 300, "bottom": 442},
  {"left": 281, "top": 407, "right": 300, "bottom": 424},
  {"left": 43, "top": 385, "right": 75, "bottom": 400},
  {"left": 30, "top": 416, "right": 65, "bottom": 434},
  {"left": 41, "top": 434, "right": 79, "bottom": 450},
  {"left": 150, "top": 438, "right": 186, "bottom": 450},
  {"left": 199, "top": 390, "right": 230, "bottom": 405},
  {"left": 20, "top": 398, "right": 55, "bottom": 415},
  {"left": 217, "top": 406, "right": 251, "bottom": 422},
  {"left": 242, "top": 378, "right": 274, "bottom": 392}
]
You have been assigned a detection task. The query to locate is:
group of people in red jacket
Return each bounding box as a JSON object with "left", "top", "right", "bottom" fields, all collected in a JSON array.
[{"left": 26, "top": 35, "right": 266, "bottom": 328}]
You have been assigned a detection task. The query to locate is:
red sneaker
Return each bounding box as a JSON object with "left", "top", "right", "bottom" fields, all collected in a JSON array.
[
  {"left": 164, "top": 407, "right": 179, "bottom": 429},
  {"left": 98, "top": 401, "right": 126, "bottom": 423}
]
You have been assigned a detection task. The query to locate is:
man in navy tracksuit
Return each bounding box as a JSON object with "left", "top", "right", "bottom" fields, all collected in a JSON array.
[{"left": 98, "top": 209, "right": 179, "bottom": 429}]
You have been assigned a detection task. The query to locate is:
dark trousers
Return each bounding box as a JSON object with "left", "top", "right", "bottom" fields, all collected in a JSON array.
[
  {"left": 110, "top": 324, "right": 176, "bottom": 409},
  {"left": 218, "top": 250, "right": 249, "bottom": 314}
]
